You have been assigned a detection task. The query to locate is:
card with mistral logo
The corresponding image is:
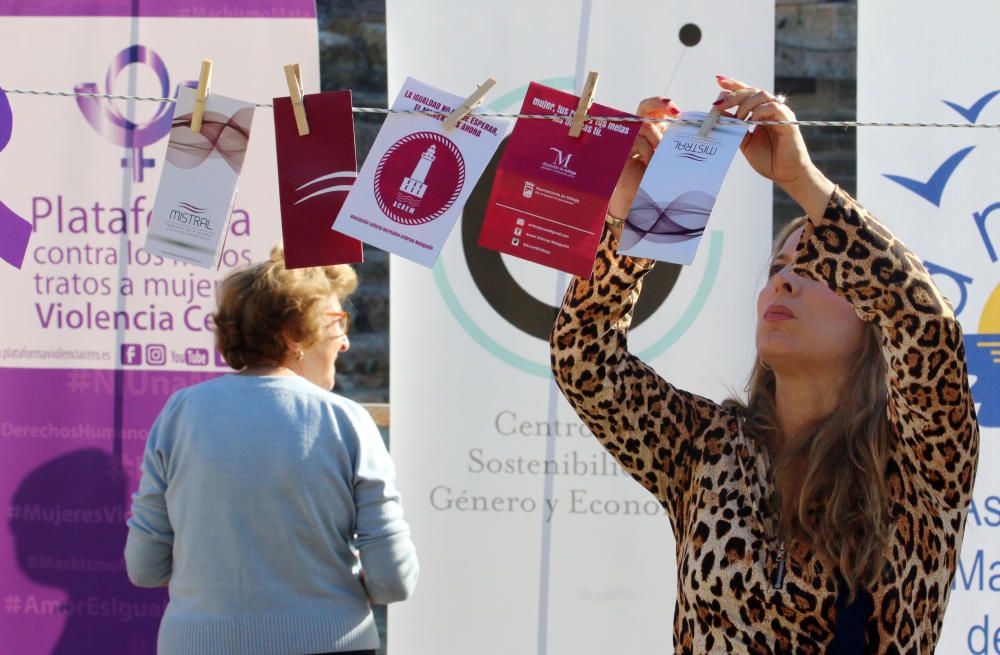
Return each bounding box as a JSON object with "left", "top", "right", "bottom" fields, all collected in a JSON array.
[
  {"left": 274, "top": 90, "right": 363, "bottom": 269},
  {"left": 145, "top": 85, "right": 256, "bottom": 268},
  {"left": 477, "top": 82, "right": 640, "bottom": 277},
  {"left": 617, "top": 111, "right": 747, "bottom": 265},
  {"left": 332, "top": 77, "right": 510, "bottom": 267}
]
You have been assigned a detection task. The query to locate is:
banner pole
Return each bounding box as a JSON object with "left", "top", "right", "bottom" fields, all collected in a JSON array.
[{"left": 537, "top": 3, "right": 593, "bottom": 655}]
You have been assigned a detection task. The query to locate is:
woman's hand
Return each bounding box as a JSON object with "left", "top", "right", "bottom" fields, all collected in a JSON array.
[
  {"left": 714, "top": 76, "right": 835, "bottom": 220},
  {"left": 607, "top": 97, "right": 680, "bottom": 240}
]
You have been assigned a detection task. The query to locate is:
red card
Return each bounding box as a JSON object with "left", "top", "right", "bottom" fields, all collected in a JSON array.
[
  {"left": 274, "top": 91, "right": 363, "bottom": 269},
  {"left": 478, "top": 83, "right": 640, "bottom": 277}
]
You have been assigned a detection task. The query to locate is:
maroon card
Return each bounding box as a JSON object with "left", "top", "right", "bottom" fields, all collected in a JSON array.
[
  {"left": 478, "top": 83, "right": 640, "bottom": 277},
  {"left": 274, "top": 91, "right": 363, "bottom": 269}
]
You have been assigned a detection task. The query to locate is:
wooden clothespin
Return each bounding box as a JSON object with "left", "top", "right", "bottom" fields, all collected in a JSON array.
[
  {"left": 569, "top": 71, "right": 599, "bottom": 138},
  {"left": 443, "top": 78, "right": 497, "bottom": 130},
  {"left": 190, "top": 59, "right": 213, "bottom": 133},
  {"left": 284, "top": 63, "right": 310, "bottom": 136},
  {"left": 697, "top": 106, "right": 721, "bottom": 139}
]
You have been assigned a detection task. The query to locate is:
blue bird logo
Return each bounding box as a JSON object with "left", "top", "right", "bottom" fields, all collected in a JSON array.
[
  {"left": 943, "top": 90, "right": 1000, "bottom": 124},
  {"left": 883, "top": 146, "right": 975, "bottom": 207}
]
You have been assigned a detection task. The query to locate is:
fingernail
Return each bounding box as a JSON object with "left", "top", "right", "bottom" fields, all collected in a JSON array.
[
  {"left": 715, "top": 75, "right": 727, "bottom": 82},
  {"left": 661, "top": 98, "right": 672, "bottom": 104},
  {"left": 712, "top": 98, "right": 724, "bottom": 106},
  {"left": 669, "top": 107, "right": 680, "bottom": 115}
]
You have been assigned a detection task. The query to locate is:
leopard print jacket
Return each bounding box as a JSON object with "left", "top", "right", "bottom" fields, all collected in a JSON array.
[{"left": 550, "top": 188, "right": 979, "bottom": 653}]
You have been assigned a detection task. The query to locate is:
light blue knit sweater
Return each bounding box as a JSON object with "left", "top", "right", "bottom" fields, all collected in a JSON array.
[{"left": 125, "top": 374, "right": 418, "bottom": 655}]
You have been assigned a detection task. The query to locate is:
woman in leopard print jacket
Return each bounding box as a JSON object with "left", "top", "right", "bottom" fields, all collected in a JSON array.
[{"left": 550, "top": 78, "right": 979, "bottom": 653}]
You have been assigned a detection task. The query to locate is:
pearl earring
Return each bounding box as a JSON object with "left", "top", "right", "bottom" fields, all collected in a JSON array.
[{"left": 296, "top": 350, "right": 304, "bottom": 361}]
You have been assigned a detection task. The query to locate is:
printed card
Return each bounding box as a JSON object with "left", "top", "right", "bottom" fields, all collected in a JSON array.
[
  {"left": 617, "top": 111, "right": 747, "bottom": 265},
  {"left": 145, "top": 85, "right": 255, "bottom": 268},
  {"left": 477, "top": 83, "right": 641, "bottom": 277},
  {"left": 332, "top": 77, "right": 510, "bottom": 267},
  {"left": 274, "top": 90, "right": 363, "bottom": 269}
]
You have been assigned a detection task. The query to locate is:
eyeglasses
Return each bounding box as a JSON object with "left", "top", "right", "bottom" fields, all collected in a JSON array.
[{"left": 324, "top": 311, "right": 350, "bottom": 336}]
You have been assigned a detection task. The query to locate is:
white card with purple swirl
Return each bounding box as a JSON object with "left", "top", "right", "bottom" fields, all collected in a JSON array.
[
  {"left": 145, "top": 85, "right": 256, "bottom": 268},
  {"left": 618, "top": 111, "right": 747, "bottom": 265}
]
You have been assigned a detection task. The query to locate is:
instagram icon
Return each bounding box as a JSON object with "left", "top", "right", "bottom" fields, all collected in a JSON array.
[{"left": 145, "top": 344, "right": 167, "bottom": 366}]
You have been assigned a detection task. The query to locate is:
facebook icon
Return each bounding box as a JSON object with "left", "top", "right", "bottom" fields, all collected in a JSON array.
[{"left": 121, "top": 343, "right": 142, "bottom": 366}]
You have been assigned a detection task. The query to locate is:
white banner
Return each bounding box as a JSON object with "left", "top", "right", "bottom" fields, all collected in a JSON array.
[
  {"left": 858, "top": 3, "right": 1000, "bottom": 652},
  {"left": 387, "top": 2, "right": 773, "bottom": 653}
]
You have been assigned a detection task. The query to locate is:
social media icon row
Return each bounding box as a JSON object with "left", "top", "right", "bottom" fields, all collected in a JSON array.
[{"left": 120, "top": 344, "right": 224, "bottom": 367}]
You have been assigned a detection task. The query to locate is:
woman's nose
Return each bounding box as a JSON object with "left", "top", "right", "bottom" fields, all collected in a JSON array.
[{"left": 773, "top": 269, "right": 797, "bottom": 295}]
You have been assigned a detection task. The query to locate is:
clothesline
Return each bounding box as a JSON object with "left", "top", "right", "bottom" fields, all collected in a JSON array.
[{"left": 4, "top": 87, "right": 1000, "bottom": 129}]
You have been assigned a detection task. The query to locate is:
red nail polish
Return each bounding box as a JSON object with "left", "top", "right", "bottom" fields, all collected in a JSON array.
[
  {"left": 661, "top": 98, "right": 672, "bottom": 104},
  {"left": 712, "top": 98, "right": 724, "bottom": 106},
  {"left": 716, "top": 75, "right": 727, "bottom": 82},
  {"left": 669, "top": 107, "right": 680, "bottom": 115}
]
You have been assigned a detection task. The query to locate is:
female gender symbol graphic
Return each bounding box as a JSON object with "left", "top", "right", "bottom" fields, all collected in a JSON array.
[{"left": 75, "top": 45, "right": 179, "bottom": 182}]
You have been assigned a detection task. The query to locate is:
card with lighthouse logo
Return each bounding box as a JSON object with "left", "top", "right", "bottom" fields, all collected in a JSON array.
[
  {"left": 477, "top": 82, "right": 641, "bottom": 277},
  {"left": 333, "top": 77, "right": 510, "bottom": 267}
]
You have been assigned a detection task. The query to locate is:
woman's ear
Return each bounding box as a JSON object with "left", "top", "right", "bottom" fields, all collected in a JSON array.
[{"left": 280, "top": 329, "right": 302, "bottom": 363}]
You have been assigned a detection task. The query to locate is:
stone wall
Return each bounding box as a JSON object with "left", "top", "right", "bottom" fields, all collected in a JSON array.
[
  {"left": 774, "top": 0, "right": 857, "bottom": 231},
  {"left": 316, "top": 0, "right": 390, "bottom": 403}
]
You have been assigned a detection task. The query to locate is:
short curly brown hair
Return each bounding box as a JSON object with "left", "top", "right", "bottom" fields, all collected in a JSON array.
[{"left": 213, "top": 245, "right": 358, "bottom": 370}]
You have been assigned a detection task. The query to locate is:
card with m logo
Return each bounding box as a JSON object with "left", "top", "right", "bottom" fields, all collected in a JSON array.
[{"left": 478, "top": 82, "right": 639, "bottom": 277}]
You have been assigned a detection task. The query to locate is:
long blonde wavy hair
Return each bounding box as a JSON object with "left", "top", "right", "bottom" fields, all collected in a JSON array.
[{"left": 725, "top": 217, "right": 893, "bottom": 597}]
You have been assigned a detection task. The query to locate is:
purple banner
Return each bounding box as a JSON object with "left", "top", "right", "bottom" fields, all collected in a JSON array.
[
  {"left": 0, "top": 3, "right": 318, "bottom": 651},
  {"left": 0, "top": 0, "right": 315, "bottom": 18},
  {"left": 0, "top": 367, "right": 219, "bottom": 653}
]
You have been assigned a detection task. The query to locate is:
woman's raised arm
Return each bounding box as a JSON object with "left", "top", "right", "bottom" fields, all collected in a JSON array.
[{"left": 550, "top": 97, "right": 726, "bottom": 537}]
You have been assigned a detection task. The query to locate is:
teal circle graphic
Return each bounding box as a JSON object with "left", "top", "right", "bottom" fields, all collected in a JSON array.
[{"left": 432, "top": 76, "right": 723, "bottom": 378}]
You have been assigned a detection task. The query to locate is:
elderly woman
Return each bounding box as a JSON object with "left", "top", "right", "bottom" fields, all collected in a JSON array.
[
  {"left": 551, "top": 78, "right": 979, "bottom": 653},
  {"left": 125, "top": 247, "right": 417, "bottom": 655}
]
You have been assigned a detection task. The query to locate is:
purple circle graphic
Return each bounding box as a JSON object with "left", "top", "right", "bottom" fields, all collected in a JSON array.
[
  {"left": 0, "top": 87, "right": 12, "bottom": 152},
  {"left": 105, "top": 45, "right": 172, "bottom": 137},
  {"left": 372, "top": 131, "right": 465, "bottom": 226}
]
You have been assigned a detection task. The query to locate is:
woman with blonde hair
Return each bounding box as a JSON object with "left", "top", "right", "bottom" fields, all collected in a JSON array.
[
  {"left": 551, "top": 78, "right": 978, "bottom": 653},
  {"left": 125, "top": 247, "right": 417, "bottom": 655}
]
